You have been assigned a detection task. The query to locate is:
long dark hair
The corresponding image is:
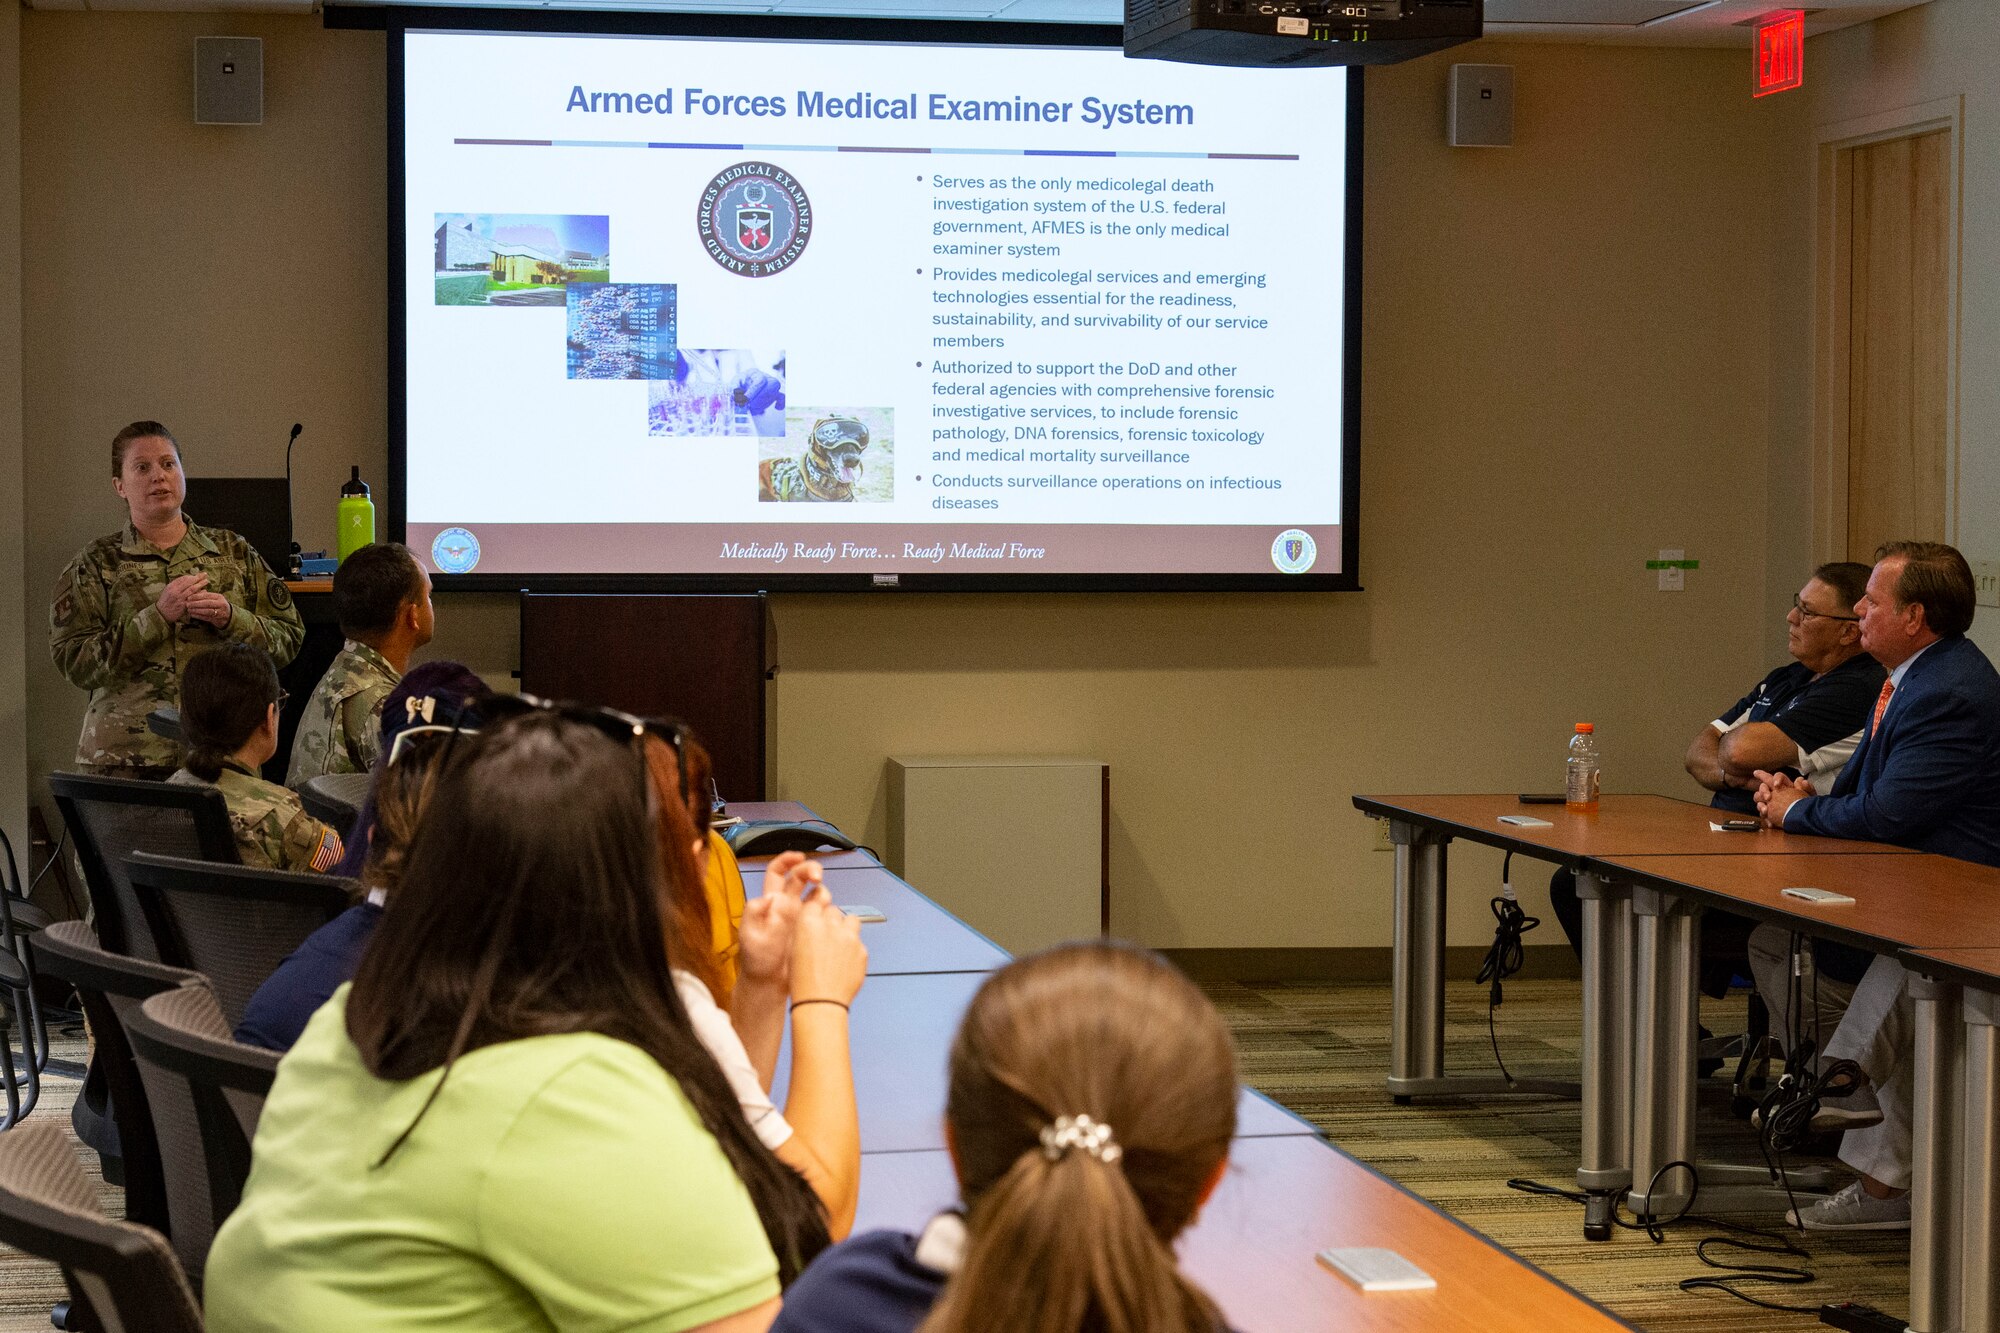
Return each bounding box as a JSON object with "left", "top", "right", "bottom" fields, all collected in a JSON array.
[
  {"left": 180, "top": 644, "right": 278, "bottom": 781},
  {"left": 344, "top": 709, "right": 830, "bottom": 1281},
  {"left": 922, "top": 942, "right": 1237, "bottom": 1333}
]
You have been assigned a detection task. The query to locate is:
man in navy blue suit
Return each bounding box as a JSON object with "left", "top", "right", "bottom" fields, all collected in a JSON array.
[{"left": 1753, "top": 541, "right": 2000, "bottom": 1230}]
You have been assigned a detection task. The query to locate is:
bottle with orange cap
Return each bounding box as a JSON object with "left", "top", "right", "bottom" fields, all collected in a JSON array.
[{"left": 1565, "top": 723, "right": 1601, "bottom": 813}]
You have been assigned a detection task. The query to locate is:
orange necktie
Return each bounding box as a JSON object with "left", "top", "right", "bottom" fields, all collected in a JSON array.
[{"left": 1870, "top": 678, "right": 1895, "bottom": 737}]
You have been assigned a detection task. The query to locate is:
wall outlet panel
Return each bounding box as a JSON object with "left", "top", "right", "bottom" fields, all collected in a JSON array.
[{"left": 1973, "top": 560, "right": 2000, "bottom": 609}]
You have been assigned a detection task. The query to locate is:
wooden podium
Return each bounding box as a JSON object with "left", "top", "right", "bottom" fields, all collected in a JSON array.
[{"left": 517, "top": 593, "right": 772, "bottom": 801}]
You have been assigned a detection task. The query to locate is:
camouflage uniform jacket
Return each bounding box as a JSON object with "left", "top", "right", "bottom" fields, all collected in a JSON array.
[
  {"left": 285, "top": 641, "right": 401, "bottom": 787},
  {"left": 50, "top": 519, "right": 305, "bottom": 773},
  {"left": 169, "top": 761, "right": 344, "bottom": 873}
]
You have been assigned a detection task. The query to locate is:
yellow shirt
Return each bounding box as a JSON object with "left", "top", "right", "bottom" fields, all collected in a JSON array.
[{"left": 705, "top": 830, "right": 748, "bottom": 998}]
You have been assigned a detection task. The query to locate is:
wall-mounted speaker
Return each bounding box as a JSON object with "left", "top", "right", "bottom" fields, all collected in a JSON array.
[
  {"left": 1448, "top": 63, "right": 1513, "bottom": 148},
  {"left": 195, "top": 37, "right": 263, "bottom": 126}
]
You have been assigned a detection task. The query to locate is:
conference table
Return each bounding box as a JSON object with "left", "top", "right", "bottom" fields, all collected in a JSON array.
[
  {"left": 1353, "top": 792, "right": 2000, "bottom": 1333},
  {"left": 734, "top": 800, "right": 1635, "bottom": 1331}
]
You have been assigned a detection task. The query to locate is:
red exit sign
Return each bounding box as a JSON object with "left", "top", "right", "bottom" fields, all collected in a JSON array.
[{"left": 1755, "top": 9, "right": 1805, "bottom": 97}]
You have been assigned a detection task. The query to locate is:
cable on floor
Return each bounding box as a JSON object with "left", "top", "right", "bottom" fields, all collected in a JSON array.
[{"left": 1476, "top": 850, "right": 1539, "bottom": 1084}]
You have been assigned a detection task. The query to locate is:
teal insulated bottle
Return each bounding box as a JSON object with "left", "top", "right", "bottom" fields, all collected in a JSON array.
[{"left": 336, "top": 467, "right": 375, "bottom": 565}]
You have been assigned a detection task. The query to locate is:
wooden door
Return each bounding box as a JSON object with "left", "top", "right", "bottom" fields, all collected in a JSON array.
[{"left": 1844, "top": 129, "right": 1950, "bottom": 560}]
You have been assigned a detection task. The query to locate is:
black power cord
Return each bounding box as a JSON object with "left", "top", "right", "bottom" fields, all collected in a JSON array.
[
  {"left": 1507, "top": 1163, "right": 1822, "bottom": 1315},
  {"left": 1475, "top": 851, "right": 1538, "bottom": 1084}
]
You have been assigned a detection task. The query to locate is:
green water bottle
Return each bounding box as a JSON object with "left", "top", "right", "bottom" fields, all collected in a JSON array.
[{"left": 336, "top": 467, "right": 375, "bottom": 565}]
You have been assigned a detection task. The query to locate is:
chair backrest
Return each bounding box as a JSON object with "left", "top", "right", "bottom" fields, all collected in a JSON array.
[
  {"left": 0, "top": 1122, "right": 202, "bottom": 1333},
  {"left": 126, "top": 983, "right": 280, "bottom": 1281},
  {"left": 126, "top": 851, "right": 354, "bottom": 1029},
  {"left": 28, "top": 921, "right": 198, "bottom": 1239},
  {"left": 29, "top": 921, "right": 222, "bottom": 1284},
  {"left": 47, "top": 772, "right": 240, "bottom": 961},
  {"left": 299, "top": 771, "right": 372, "bottom": 839}
]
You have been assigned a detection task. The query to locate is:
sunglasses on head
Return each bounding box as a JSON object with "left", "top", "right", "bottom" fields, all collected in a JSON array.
[{"left": 478, "top": 695, "right": 692, "bottom": 787}]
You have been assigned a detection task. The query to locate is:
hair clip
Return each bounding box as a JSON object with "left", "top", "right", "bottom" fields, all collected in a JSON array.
[
  {"left": 1039, "top": 1114, "right": 1121, "bottom": 1165},
  {"left": 405, "top": 696, "right": 437, "bottom": 724}
]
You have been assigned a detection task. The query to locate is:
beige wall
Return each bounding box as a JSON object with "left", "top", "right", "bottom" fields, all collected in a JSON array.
[
  {"left": 2, "top": 0, "right": 25, "bottom": 862},
  {"left": 20, "top": 20, "right": 1802, "bottom": 947},
  {"left": 1777, "top": 0, "right": 1999, "bottom": 659},
  {"left": 20, "top": 12, "right": 386, "bottom": 817}
]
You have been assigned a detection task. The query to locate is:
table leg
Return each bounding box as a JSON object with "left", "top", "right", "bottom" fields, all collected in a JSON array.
[
  {"left": 1910, "top": 974, "right": 1965, "bottom": 1333},
  {"left": 1382, "top": 822, "right": 1576, "bottom": 1102},
  {"left": 1575, "top": 871, "right": 1631, "bottom": 1238},
  {"left": 1628, "top": 884, "right": 1699, "bottom": 1219},
  {"left": 1963, "top": 987, "right": 2000, "bottom": 1333},
  {"left": 1387, "top": 821, "right": 1448, "bottom": 1103}
]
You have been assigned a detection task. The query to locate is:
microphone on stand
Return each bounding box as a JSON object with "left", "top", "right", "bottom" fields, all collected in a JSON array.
[{"left": 283, "top": 423, "right": 304, "bottom": 577}]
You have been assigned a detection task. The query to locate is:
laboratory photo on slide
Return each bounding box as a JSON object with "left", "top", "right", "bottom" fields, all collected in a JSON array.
[{"left": 649, "top": 349, "right": 787, "bottom": 439}]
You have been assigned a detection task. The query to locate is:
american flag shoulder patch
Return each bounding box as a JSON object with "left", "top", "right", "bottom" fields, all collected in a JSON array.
[{"left": 309, "top": 827, "right": 344, "bottom": 873}]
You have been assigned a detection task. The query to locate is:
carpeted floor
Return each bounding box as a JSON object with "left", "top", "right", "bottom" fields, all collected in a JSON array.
[{"left": 0, "top": 982, "right": 1916, "bottom": 1332}]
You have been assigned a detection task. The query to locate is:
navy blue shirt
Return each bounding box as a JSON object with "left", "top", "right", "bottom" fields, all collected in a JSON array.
[
  {"left": 772, "top": 1221, "right": 1241, "bottom": 1333},
  {"left": 234, "top": 902, "right": 382, "bottom": 1052},
  {"left": 1708, "top": 653, "right": 1883, "bottom": 815}
]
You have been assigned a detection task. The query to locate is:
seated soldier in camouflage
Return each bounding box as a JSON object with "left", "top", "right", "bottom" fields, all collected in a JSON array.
[
  {"left": 169, "top": 644, "right": 344, "bottom": 873},
  {"left": 286, "top": 542, "right": 434, "bottom": 787}
]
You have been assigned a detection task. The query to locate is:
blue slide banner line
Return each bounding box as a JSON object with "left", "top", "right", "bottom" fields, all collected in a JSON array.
[{"left": 455, "top": 137, "right": 1297, "bottom": 161}]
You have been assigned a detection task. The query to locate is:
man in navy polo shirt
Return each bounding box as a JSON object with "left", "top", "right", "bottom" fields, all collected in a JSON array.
[{"left": 1548, "top": 562, "right": 1882, "bottom": 1002}]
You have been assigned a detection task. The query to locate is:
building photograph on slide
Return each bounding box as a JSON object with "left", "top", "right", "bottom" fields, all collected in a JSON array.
[
  {"left": 432, "top": 212, "right": 611, "bottom": 306},
  {"left": 392, "top": 17, "right": 1360, "bottom": 590}
]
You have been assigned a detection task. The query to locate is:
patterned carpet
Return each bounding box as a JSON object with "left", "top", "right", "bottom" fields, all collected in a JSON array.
[{"left": 0, "top": 982, "right": 1916, "bottom": 1331}]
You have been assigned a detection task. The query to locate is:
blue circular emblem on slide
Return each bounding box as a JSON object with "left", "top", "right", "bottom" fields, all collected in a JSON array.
[
  {"left": 697, "top": 162, "right": 813, "bottom": 278},
  {"left": 1271, "top": 529, "right": 1316, "bottom": 575},
  {"left": 431, "top": 527, "right": 481, "bottom": 575}
]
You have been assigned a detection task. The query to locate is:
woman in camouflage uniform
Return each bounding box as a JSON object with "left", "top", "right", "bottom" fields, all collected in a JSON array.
[
  {"left": 168, "top": 644, "right": 343, "bottom": 874},
  {"left": 50, "top": 421, "right": 304, "bottom": 779}
]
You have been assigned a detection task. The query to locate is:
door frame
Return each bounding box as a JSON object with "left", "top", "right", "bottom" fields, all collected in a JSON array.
[{"left": 1812, "top": 94, "right": 1964, "bottom": 562}]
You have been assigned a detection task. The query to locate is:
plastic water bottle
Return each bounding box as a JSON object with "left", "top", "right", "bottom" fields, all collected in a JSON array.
[
  {"left": 1565, "top": 723, "right": 1601, "bottom": 812},
  {"left": 336, "top": 467, "right": 375, "bottom": 565}
]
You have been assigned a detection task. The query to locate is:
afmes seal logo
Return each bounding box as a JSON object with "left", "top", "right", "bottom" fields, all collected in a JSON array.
[
  {"left": 432, "top": 527, "right": 481, "bottom": 575},
  {"left": 698, "top": 162, "right": 812, "bottom": 277},
  {"left": 1270, "top": 529, "right": 1316, "bottom": 575}
]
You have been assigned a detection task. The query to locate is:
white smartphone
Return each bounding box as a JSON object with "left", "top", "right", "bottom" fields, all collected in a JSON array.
[
  {"left": 1781, "top": 886, "right": 1856, "bottom": 906},
  {"left": 1316, "top": 1247, "right": 1437, "bottom": 1293},
  {"left": 839, "top": 905, "right": 887, "bottom": 923},
  {"left": 1497, "top": 815, "right": 1554, "bottom": 828}
]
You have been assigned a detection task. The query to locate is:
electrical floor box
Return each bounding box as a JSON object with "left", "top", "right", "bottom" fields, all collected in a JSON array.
[{"left": 886, "top": 756, "right": 1107, "bottom": 956}]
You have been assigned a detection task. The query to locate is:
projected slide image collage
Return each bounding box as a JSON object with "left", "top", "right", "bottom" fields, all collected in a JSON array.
[
  {"left": 431, "top": 209, "right": 891, "bottom": 503},
  {"left": 433, "top": 213, "right": 610, "bottom": 306}
]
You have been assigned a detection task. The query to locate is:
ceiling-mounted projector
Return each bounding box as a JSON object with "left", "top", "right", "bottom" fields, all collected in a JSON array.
[{"left": 1125, "top": 0, "right": 1481, "bottom": 67}]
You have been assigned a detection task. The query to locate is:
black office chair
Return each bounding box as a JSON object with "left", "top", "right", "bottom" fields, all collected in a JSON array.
[
  {"left": 298, "top": 771, "right": 372, "bottom": 840},
  {"left": 126, "top": 852, "right": 354, "bottom": 1030},
  {"left": 0, "top": 1121, "right": 203, "bottom": 1333},
  {"left": 125, "top": 983, "right": 279, "bottom": 1286},
  {"left": 28, "top": 921, "right": 201, "bottom": 1242},
  {"left": 0, "top": 826, "right": 53, "bottom": 1131},
  {"left": 47, "top": 773, "right": 239, "bottom": 962}
]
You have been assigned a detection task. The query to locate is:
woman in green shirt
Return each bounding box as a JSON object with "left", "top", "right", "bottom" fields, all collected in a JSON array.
[{"left": 204, "top": 705, "right": 834, "bottom": 1332}]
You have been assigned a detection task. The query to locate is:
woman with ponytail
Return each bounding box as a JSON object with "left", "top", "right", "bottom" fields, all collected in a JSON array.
[
  {"left": 167, "top": 643, "right": 343, "bottom": 873},
  {"left": 771, "top": 940, "right": 1243, "bottom": 1333},
  {"left": 206, "top": 704, "right": 852, "bottom": 1332}
]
